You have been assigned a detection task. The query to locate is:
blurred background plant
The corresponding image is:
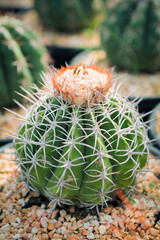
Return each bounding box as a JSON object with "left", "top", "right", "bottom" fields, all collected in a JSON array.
[
  {"left": 0, "top": 16, "right": 47, "bottom": 108},
  {"left": 101, "top": 0, "right": 160, "bottom": 73},
  {"left": 34, "top": 0, "right": 105, "bottom": 32}
]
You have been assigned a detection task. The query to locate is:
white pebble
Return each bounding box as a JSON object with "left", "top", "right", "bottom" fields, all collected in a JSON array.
[
  {"left": 13, "top": 233, "right": 20, "bottom": 239},
  {"left": 87, "top": 232, "right": 94, "bottom": 239},
  {"left": 1, "top": 223, "right": 10, "bottom": 230},
  {"left": 40, "top": 217, "right": 48, "bottom": 228},
  {"left": 148, "top": 201, "right": 155, "bottom": 208},
  {"left": 60, "top": 210, "right": 67, "bottom": 217},
  {"left": 18, "top": 199, "right": 25, "bottom": 206},
  {"left": 104, "top": 214, "right": 113, "bottom": 224},
  {"left": 33, "top": 236, "right": 39, "bottom": 240},
  {"left": 5, "top": 190, "right": 12, "bottom": 197},
  {"left": 31, "top": 227, "right": 39, "bottom": 234},
  {"left": 16, "top": 217, "right": 21, "bottom": 224},
  {"left": 99, "top": 225, "right": 106, "bottom": 235},
  {"left": 13, "top": 209, "right": 16, "bottom": 214},
  {"left": 157, "top": 205, "right": 160, "bottom": 211},
  {"left": 41, "top": 204, "right": 46, "bottom": 209},
  {"left": 7, "top": 203, "right": 13, "bottom": 213},
  {"left": 93, "top": 220, "right": 99, "bottom": 226},
  {"left": 52, "top": 219, "right": 57, "bottom": 223},
  {"left": 84, "top": 222, "right": 90, "bottom": 229},
  {"left": 36, "top": 209, "right": 44, "bottom": 218},
  {"left": 86, "top": 216, "right": 94, "bottom": 221},
  {"left": 11, "top": 223, "right": 19, "bottom": 227},
  {"left": 60, "top": 226, "right": 66, "bottom": 235}
]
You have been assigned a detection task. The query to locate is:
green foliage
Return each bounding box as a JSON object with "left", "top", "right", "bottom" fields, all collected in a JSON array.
[
  {"left": 101, "top": 0, "right": 160, "bottom": 72},
  {"left": 34, "top": 0, "right": 105, "bottom": 32},
  {"left": 0, "top": 17, "right": 46, "bottom": 107}
]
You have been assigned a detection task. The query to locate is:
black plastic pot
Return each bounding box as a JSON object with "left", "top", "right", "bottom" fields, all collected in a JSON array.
[
  {"left": 148, "top": 103, "right": 160, "bottom": 157},
  {"left": 129, "top": 96, "right": 160, "bottom": 121},
  {"left": 128, "top": 96, "right": 160, "bottom": 157},
  {"left": 46, "top": 45, "right": 85, "bottom": 69},
  {"left": 0, "top": 141, "right": 13, "bottom": 153},
  {"left": 0, "top": 138, "right": 12, "bottom": 147},
  {"left": 0, "top": 6, "right": 32, "bottom": 15}
]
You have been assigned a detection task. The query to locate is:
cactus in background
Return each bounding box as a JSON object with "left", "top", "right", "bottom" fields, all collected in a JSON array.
[
  {"left": 0, "top": 16, "right": 46, "bottom": 107},
  {"left": 101, "top": 0, "right": 160, "bottom": 72},
  {"left": 34, "top": 0, "right": 104, "bottom": 32},
  {"left": 15, "top": 64, "right": 149, "bottom": 208}
]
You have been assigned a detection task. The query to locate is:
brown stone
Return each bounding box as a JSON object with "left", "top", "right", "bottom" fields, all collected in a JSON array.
[
  {"left": 82, "top": 229, "right": 89, "bottom": 236},
  {"left": 127, "top": 222, "right": 136, "bottom": 231},
  {"left": 112, "top": 229, "right": 122, "bottom": 238},
  {"left": 54, "top": 221, "right": 62, "bottom": 228},
  {"left": 124, "top": 236, "right": 136, "bottom": 240},
  {"left": 48, "top": 231, "right": 54, "bottom": 239},
  {"left": 47, "top": 222, "right": 55, "bottom": 230},
  {"left": 149, "top": 228, "right": 159, "bottom": 236},
  {"left": 31, "top": 221, "right": 40, "bottom": 228},
  {"left": 26, "top": 226, "right": 32, "bottom": 233},
  {"left": 41, "top": 233, "right": 49, "bottom": 240}
]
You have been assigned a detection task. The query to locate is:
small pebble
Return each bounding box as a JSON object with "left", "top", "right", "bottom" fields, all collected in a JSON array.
[
  {"left": 31, "top": 227, "right": 39, "bottom": 234},
  {"left": 59, "top": 226, "right": 66, "bottom": 235},
  {"left": 13, "top": 233, "right": 20, "bottom": 239},
  {"left": 1, "top": 223, "right": 10, "bottom": 230},
  {"left": 16, "top": 217, "right": 21, "bottom": 224},
  {"left": 41, "top": 204, "right": 46, "bottom": 209},
  {"left": 36, "top": 209, "right": 44, "bottom": 218},
  {"left": 60, "top": 210, "right": 67, "bottom": 217},
  {"left": 7, "top": 203, "right": 13, "bottom": 213},
  {"left": 69, "top": 206, "right": 75, "bottom": 213},
  {"left": 54, "top": 221, "right": 62, "bottom": 228},
  {"left": 47, "top": 222, "right": 55, "bottom": 230},
  {"left": 40, "top": 217, "right": 48, "bottom": 228},
  {"left": 84, "top": 222, "right": 90, "bottom": 229},
  {"left": 99, "top": 225, "right": 106, "bottom": 235},
  {"left": 87, "top": 232, "right": 95, "bottom": 239},
  {"left": 148, "top": 201, "right": 156, "bottom": 208},
  {"left": 149, "top": 228, "right": 159, "bottom": 236},
  {"left": 18, "top": 198, "right": 25, "bottom": 206}
]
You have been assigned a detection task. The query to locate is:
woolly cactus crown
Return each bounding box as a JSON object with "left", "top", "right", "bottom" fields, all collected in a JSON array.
[
  {"left": 52, "top": 65, "right": 111, "bottom": 106},
  {"left": 15, "top": 64, "right": 149, "bottom": 209}
]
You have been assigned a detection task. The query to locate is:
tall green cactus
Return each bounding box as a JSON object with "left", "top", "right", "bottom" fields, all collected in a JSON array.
[
  {"left": 0, "top": 16, "right": 46, "bottom": 107},
  {"left": 34, "top": 0, "right": 104, "bottom": 32},
  {"left": 101, "top": 0, "right": 160, "bottom": 72},
  {"left": 15, "top": 64, "right": 149, "bottom": 207}
]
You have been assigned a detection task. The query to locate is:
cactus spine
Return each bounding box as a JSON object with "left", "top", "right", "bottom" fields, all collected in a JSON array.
[
  {"left": 15, "top": 64, "right": 149, "bottom": 208},
  {"left": 101, "top": 0, "right": 160, "bottom": 72},
  {"left": 0, "top": 16, "right": 46, "bottom": 107}
]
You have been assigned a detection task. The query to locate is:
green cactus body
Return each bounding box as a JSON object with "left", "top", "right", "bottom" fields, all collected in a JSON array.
[
  {"left": 34, "top": 0, "right": 104, "bottom": 32},
  {"left": 101, "top": 0, "right": 160, "bottom": 72},
  {"left": 0, "top": 17, "right": 46, "bottom": 107},
  {"left": 15, "top": 65, "right": 149, "bottom": 207}
]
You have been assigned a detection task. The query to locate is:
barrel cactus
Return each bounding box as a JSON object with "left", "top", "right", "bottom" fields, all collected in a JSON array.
[
  {"left": 101, "top": 0, "right": 160, "bottom": 72},
  {"left": 15, "top": 64, "right": 149, "bottom": 208},
  {"left": 0, "top": 16, "right": 46, "bottom": 107},
  {"left": 34, "top": 0, "right": 104, "bottom": 32}
]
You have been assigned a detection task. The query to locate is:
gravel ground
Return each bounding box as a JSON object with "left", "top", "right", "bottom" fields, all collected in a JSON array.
[{"left": 0, "top": 149, "right": 160, "bottom": 240}]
